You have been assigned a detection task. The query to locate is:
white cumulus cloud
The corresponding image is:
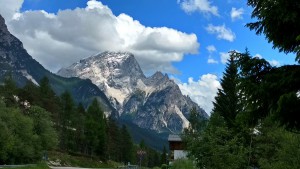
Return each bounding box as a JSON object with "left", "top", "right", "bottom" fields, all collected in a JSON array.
[
  {"left": 207, "top": 58, "right": 218, "bottom": 64},
  {"left": 268, "top": 60, "right": 280, "bottom": 67},
  {"left": 254, "top": 53, "right": 263, "bottom": 59},
  {"left": 254, "top": 53, "right": 280, "bottom": 67},
  {"left": 175, "top": 74, "right": 221, "bottom": 115},
  {"left": 0, "top": 0, "right": 23, "bottom": 21},
  {"left": 206, "top": 24, "right": 236, "bottom": 42},
  {"left": 206, "top": 45, "right": 216, "bottom": 53},
  {"left": 178, "top": 0, "right": 219, "bottom": 16},
  {"left": 0, "top": 0, "right": 199, "bottom": 74},
  {"left": 220, "top": 52, "right": 230, "bottom": 64},
  {"left": 230, "top": 7, "right": 244, "bottom": 21}
]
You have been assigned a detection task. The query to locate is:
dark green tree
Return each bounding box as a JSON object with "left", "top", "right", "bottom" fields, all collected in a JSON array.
[
  {"left": 38, "top": 77, "right": 61, "bottom": 124},
  {"left": 189, "top": 112, "right": 248, "bottom": 169},
  {"left": 236, "top": 51, "right": 300, "bottom": 129},
  {"left": 27, "top": 106, "right": 58, "bottom": 151},
  {"left": 107, "top": 117, "right": 120, "bottom": 161},
  {"left": 74, "top": 103, "right": 86, "bottom": 153},
  {"left": 247, "top": 0, "right": 300, "bottom": 62},
  {"left": 0, "top": 107, "right": 37, "bottom": 164},
  {"left": 85, "top": 99, "right": 107, "bottom": 158},
  {"left": 0, "top": 74, "right": 18, "bottom": 107},
  {"left": 213, "top": 52, "right": 241, "bottom": 128},
  {"left": 120, "top": 125, "right": 134, "bottom": 163},
  {"left": 160, "top": 146, "right": 167, "bottom": 165},
  {"left": 59, "top": 91, "right": 75, "bottom": 151},
  {"left": 18, "top": 81, "right": 41, "bottom": 107}
]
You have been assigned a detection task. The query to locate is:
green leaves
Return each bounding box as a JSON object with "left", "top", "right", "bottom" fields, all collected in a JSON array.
[
  {"left": 184, "top": 50, "right": 300, "bottom": 168},
  {"left": 247, "top": 0, "right": 300, "bottom": 62},
  {"left": 0, "top": 104, "right": 57, "bottom": 164}
]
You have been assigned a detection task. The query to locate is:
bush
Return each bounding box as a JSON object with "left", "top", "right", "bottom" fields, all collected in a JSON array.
[{"left": 171, "top": 159, "right": 196, "bottom": 169}]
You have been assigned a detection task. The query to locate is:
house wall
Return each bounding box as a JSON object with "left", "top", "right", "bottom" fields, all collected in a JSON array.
[{"left": 174, "top": 150, "right": 187, "bottom": 160}]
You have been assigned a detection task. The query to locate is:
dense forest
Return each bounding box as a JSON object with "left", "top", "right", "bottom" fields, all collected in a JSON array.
[
  {"left": 0, "top": 76, "right": 165, "bottom": 167},
  {"left": 184, "top": 0, "right": 300, "bottom": 168},
  {"left": 184, "top": 51, "right": 300, "bottom": 168}
]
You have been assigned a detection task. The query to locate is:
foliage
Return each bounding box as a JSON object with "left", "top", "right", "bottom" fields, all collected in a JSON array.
[
  {"left": 0, "top": 104, "right": 57, "bottom": 164},
  {"left": 235, "top": 52, "right": 300, "bottom": 129},
  {"left": 48, "top": 151, "right": 115, "bottom": 168},
  {"left": 213, "top": 54, "right": 241, "bottom": 128},
  {"left": 247, "top": 0, "right": 300, "bottom": 62},
  {"left": 184, "top": 50, "right": 300, "bottom": 168},
  {"left": 1, "top": 162, "right": 50, "bottom": 169},
  {"left": 160, "top": 146, "right": 167, "bottom": 166},
  {"left": 0, "top": 76, "right": 143, "bottom": 166},
  {"left": 170, "top": 159, "right": 196, "bottom": 169},
  {"left": 85, "top": 99, "right": 107, "bottom": 158},
  {"left": 119, "top": 125, "right": 134, "bottom": 163},
  {"left": 252, "top": 116, "right": 300, "bottom": 169}
]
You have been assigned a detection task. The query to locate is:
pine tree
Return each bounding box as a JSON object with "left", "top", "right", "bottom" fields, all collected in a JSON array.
[
  {"left": 160, "top": 146, "right": 167, "bottom": 165},
  {"left": 107, "top": 117, "right": 120, "bottom": 161},
  {"left": 74, "top": 103, "right": 86, "bottom": 153},
  {"left": 1, "top": 74, "right": 18, "bottom": 107},
  {"left": 213, "top": 52, "right": 241, "bottom": 128},
  {"left": 120, "top": 125, "right": 134, "bottom": 163},
  {"left": 60, "top": 91, "right": 75, "bottom": 151},
  {"left": 85, "top": 99, "right": 107, "bottom": 158}
]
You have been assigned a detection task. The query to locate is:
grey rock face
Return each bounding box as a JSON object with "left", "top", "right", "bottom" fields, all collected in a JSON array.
[
  {"left": 0, "top": 14, "right": 114, "bottom": 114},
  {"left": 58, "top": 52, "right": 208, "bottom": 133}
]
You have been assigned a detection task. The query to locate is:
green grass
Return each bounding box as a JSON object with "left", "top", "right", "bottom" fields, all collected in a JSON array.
[
  {"left": 1, "top": 162, "right": 49, "bottom": 169},
  {"left": 48, "top": 151, "right": 118, "bottom": 168},
  {"left": 169, "top": 159, "right": 196, "bottom": 169}
]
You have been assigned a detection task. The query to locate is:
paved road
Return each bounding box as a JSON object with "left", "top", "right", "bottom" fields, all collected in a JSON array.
[{"left": 50, "top": 167, "right": 113, "bottom": 169}]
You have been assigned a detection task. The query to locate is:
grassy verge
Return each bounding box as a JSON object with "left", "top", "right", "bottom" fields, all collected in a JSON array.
[
  {"left": 48, "top": 151, "right": 118, "bottom": 168},
  {"left": 0, "top": 162, "right": 49, "bottom": 169},
  {"left": 169, "top": 159, "right": 196, "bottom": 169}
]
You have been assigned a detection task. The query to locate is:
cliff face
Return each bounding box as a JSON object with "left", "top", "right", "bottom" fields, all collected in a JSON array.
[
  {"left": 58, "top": 51, "right": 208, "bottom": 133},
  {"left": 0, "top": 14, "right": 115, "bottom": 115}
]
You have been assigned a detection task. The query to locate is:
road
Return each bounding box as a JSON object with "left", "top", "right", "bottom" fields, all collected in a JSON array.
[{"left": 50, "top": 167, "right": 113, "bottom": 169}]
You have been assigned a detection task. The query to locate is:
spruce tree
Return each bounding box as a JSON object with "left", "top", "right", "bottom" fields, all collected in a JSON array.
[
  {"left": 60, "top": 91, "right": 75, "bottom": 151},
  {"left": 107, "top": 117, "right": 120, "bottom": 161},
  {"left": 74, "top": 103, "right": 86, "bottom": 153},
  {"left": 120, "top": 125, "right": 134, "bottom": 163},
  {"left": 85, "top": 99, "right": 107, "bottom": 158},
  {"left": 213, "top": 52, "right": 241, "bottom": 128}
]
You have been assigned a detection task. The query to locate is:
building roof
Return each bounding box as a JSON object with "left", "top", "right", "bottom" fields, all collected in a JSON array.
[{"left": 168, "top": 134, "right": 182, "bottom": 142}]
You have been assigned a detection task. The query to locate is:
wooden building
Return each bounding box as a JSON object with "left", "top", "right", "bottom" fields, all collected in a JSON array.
[{"left": 168, "top": 134, "right": 187, "bottom": 163}]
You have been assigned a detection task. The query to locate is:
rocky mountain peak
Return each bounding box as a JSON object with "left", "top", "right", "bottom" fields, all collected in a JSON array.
[
  {"left": 58, "top": 52, "right": 208, "bottom": 133},
  {"left": 0, "top": 15, "right": 8, "bottom": 32},
  {"left": 0, "top": 14, "right": 23, "bottom": 50},
  {"left": 151, "top": 71, "right": 165, "bottom": 79}
]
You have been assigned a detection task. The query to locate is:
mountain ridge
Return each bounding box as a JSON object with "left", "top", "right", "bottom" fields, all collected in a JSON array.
[
  {"left": 58, "top": 51, "right": 208, "bottom": 133},
  {"left": 0, "top": 14, "right": 116, "bottom": 116}
]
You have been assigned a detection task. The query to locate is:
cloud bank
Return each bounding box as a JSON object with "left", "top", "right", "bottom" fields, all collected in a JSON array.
[
  {"left": 1, "top": 0, "right": 199, "bottom": 74},
  {"left": 175, "top": 74, "right": 221, "bottom": 115}
]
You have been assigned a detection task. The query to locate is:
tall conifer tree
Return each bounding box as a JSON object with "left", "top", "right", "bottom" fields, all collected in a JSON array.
[{"left": 213, "top": 52, "right": 241, "bottom": 128}]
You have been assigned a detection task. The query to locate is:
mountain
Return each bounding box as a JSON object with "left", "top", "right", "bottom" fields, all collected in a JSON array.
[
  {"left": 0, "top": 15, "right": 116, "bottom": 115},
  {"left": 58, "top": 51, "right": 208, "bottom": 133}
]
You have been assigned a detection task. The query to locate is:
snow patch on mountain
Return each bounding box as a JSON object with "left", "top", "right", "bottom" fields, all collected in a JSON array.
[{"left": 57, "top": 51, "right": 207, "bottom": 133}]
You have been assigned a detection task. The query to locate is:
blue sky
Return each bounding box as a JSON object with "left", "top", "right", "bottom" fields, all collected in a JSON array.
[
  {"left": 0, "top": 0, "right": 297, "bottom": 114},
  {"left": 19, "top": 0, "right": 296, "bottom": 77}
]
